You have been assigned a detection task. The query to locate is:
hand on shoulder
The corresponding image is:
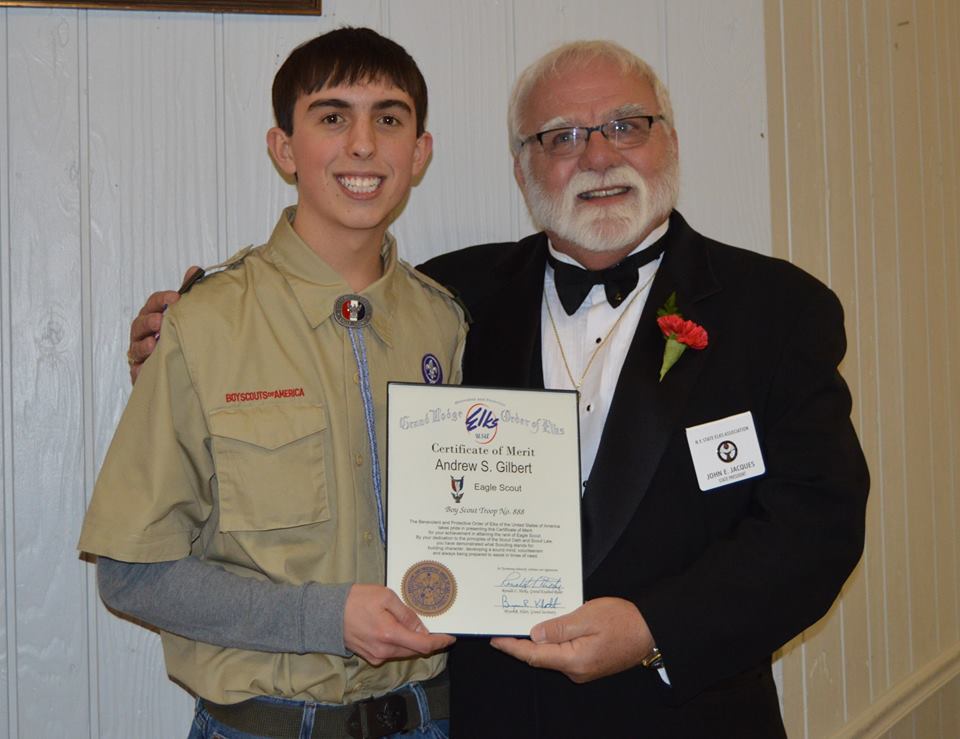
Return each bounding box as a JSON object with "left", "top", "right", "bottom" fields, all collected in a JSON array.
[{"left": 128, "top": 267, "right": 200, "bottom": 384}]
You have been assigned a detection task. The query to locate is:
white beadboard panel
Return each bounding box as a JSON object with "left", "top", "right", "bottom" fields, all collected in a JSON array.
[
  {"left": 664, "top": 0, "right": 770, "bottom": 254},
  {"left": 814, "top": 0, "right": 872, "bottom": 726},
  {"left": 322, "top": 0, "right": 384, "bottom": 28},
  {"left": 86, "top": 10, "right": 221, "bottom": 426},
  {"left": 765, "top": 0, "right": 960, "bottom": 735},
  {"left": 85, "top": 7, "right": 222, "bottom": 476},
  {"left": 911, "top": 0, "right": 952, "bottom": 655},
  {"left": 220, "top": 15, "right": 313, "bottom": 252},
  {"left": 774, "top": 0, "right": 845, "bottom": 732},
  {"left": 512, "top": 0, "right": 667, "bottom": 74},
  {"left": 865, "top": 0, "right": 913, "bottom": 693},
  {"left": 938, "top": 0, "right": 960, "bottom": 653},
  {"left": 219, "top": 0, "right": 384, "bottom": 252},
  {"left": 1, "top": 7, "right": 13, "bottom": 738},
  {"left": 77, "top": 14, "right": 99, "bottom": 739},
  {"left": 888, "top": 0, "right": 938, "bottom": 679},
  {"left": 386, "top": 0, "right": 516, "bottom": 265},
  {"left": 843, "top": 0, "right": 888, "bottom": 712},
  {"left": 84, "top": 11, "right": 222, "bottom": 736},
  {"left": 6, "top": 9, "right": 90, "bottom": 737},
  {"left": 918, "top": 0, "right": 959, "bottom": 658}
]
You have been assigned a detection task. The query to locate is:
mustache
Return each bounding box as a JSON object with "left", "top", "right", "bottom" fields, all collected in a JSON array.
[{"left": 563, "top": 166, "right": 646, "bottom": 197}]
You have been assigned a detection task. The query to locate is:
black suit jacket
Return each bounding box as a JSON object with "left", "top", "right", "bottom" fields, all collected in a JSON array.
[{"left": 419, "top": 212, "right": 868, "bottom": 738}]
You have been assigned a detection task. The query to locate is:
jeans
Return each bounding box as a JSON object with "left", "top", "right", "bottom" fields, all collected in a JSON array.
[{"left": 187, "top": 685, "right": 450, "bottom": 739}]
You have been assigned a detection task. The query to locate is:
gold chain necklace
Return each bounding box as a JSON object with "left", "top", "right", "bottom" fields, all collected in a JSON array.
[{"left": 545, "top": 270, "right": 656, "bottom": 391}]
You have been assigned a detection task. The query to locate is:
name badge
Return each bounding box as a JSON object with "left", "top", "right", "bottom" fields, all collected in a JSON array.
[{"left": 685, "top": 411, "right": 765, "bottom": 492}]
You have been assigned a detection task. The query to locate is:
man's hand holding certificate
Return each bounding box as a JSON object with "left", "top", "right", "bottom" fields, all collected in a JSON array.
[{"left": 386, "top": 384, "right": 583, "bottom": 635}]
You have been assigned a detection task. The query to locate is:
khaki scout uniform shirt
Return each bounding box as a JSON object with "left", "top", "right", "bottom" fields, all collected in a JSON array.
[{"left": 79, "top": 208, "right": 466, "bottom": 705}]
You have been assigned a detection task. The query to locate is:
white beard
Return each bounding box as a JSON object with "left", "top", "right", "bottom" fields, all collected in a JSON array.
[{"left": 520, "top": 155, "right": 679, "bottom": 254}]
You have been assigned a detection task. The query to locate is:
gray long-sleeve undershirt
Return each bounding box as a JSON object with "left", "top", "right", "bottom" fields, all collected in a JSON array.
[{"left": 97, "top": 556, "right": 352, "bottom": 656}]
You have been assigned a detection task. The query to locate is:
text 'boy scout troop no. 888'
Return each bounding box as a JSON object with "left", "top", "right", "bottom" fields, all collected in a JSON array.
[{"left": 85, "top": 24, "right": 868, "bottom": 739}]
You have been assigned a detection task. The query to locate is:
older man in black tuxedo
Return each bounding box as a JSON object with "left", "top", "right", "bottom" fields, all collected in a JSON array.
[
  {"left": 128, "top": 40, "right": 867, "bottom": 739},
  {"left": 419, "top": 41, "right": 867, "bottom": 738}
]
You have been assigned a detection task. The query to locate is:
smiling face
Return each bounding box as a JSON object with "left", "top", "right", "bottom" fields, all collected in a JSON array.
[
  {"left": 514, "top": 57, "right": 679, "bottom": 267},
  {"left": 267, "top": 79, "right": 431, "bottom": 260}
]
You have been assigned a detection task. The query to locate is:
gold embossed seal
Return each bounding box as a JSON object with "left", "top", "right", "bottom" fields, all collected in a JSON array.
[{"left": 401, "top": 560, "right": 457, "bottom": 617}]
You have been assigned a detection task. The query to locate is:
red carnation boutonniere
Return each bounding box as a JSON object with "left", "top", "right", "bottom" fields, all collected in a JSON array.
[{"left": 655, "top": 292, "right": 708, "bottom": 382}]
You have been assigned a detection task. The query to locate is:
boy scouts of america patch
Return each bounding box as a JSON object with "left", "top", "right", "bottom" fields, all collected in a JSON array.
[
  {"left": 401, "top": 560, "right": 457, "bottom": 616},
  {"left": 421, "top": 353, "right": 443, "bottom": 384},
  {"left": 334, "top": 294, "right": 372, "bottom": 328}
]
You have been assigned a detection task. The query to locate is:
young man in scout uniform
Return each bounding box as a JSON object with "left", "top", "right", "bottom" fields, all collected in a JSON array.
[{"left": 79, "top": 28, "right": 464, "bottom": 739}]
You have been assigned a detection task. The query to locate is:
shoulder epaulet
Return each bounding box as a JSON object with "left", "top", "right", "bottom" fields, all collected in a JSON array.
[
  {"left": 439, "top": 284, "right": 473, "bottom": 325},
  {"left": 401, "top": 261, "right": 473, "bottom": 324},
  {"left": 178, "top": 245, "right": 256, "bottom": 295}
]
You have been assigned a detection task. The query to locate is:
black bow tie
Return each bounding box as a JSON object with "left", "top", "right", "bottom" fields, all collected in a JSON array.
[{"left": 547, "top": 238, "right": 666, "bottom": 315}]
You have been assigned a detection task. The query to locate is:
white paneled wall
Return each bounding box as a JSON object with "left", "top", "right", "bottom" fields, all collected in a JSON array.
[
  {"left": 766, "top": 1, "right": 960, "bottom": 736},
  {"left": 0, "top": 2, "right": 768, "bottom": 736}
]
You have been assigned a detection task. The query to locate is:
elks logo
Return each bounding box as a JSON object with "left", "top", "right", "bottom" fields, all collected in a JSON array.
[
  {"left": 450, "top": 476, "right": 465, "bottom": 503},
  {"left": 717, "top": 440, "right": 738, "bottom": 463},
  {"left": 465, "top": 403, "right": 498, "bottom": 444}
]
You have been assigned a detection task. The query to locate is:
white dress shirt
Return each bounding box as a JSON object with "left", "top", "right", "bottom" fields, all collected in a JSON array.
[
  {"left": 541, "top": 219, "right": 669, "bottom": 493},
  {"left": 542, "top": 219, "right": 673, "bottom": 685}
]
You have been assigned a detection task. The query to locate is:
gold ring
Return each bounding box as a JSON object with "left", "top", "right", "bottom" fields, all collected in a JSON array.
[{"left": 126, "top": 350, "right": 137, "bottom": 367}]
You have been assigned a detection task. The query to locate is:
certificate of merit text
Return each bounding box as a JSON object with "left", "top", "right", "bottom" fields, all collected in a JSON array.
[{"left": 385, "top": 383, "right": 583, "bottom": 635}]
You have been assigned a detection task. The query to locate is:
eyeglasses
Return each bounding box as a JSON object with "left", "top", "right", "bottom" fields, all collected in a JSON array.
[{"left": 521, "top": 115, "right": 666, "bottom": 158}]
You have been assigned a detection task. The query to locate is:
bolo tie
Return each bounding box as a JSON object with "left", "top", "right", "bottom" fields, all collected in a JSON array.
[{"left": 334, "top": 293, "right": 385, "bottom": 544}]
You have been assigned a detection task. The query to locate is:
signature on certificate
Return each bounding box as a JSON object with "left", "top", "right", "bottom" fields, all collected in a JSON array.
[
  {"left": 500, "top": 594, "right": 562, "bottom": 611},
  {"left": 497, "top": 571, "right": 563, "bottom": 591}
]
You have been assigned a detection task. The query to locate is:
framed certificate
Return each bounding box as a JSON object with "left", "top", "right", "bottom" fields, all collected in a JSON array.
[{"left": 386, "top": 383, "right": 582, "bottom": 635}]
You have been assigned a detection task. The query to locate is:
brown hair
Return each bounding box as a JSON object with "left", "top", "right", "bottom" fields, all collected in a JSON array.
[{"left": 272, "top": 27, "right": 428, "bottom": 136}]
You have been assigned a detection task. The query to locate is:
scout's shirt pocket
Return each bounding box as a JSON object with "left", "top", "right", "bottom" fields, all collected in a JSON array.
[{"left": 208, "top": 404, "right": 330, "bottom": 531}]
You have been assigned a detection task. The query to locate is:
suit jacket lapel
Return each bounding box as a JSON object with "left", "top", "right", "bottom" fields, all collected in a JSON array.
[{"left": 581, "top": 213, "right": 720, "bottom": 578}]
